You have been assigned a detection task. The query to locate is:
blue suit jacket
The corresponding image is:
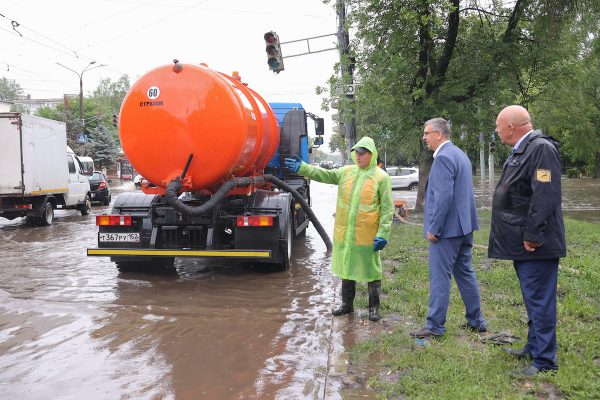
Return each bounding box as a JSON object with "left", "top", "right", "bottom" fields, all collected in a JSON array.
[{"left": 424, "top": 142, "right": 479, "bottom": 239}]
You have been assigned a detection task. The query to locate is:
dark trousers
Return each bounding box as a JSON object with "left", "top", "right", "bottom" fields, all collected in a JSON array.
[{"left": 514, "top": 258, "right": 559, "bottom": 370}]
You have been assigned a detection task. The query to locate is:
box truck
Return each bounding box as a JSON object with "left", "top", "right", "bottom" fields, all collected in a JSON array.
[{"left": 0, "top": 112, "right": 92, "bottom": 226}]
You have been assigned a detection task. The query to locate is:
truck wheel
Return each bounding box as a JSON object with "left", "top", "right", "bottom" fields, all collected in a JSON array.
[
  {"left": 279, "top": 212, "right": 293, "bottom": 271},
  {"left": 80, "top": 195, "right": 91, "bottom": 215},
  {"left": 39, "top": 202, "right": 54, "bottom": 226}
]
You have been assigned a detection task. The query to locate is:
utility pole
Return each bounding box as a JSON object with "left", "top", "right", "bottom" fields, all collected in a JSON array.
[
  {"left": 489, "top": 131, "right": 496, "bottom": 185},
  {"left": 336, "top": 0, "right": 356, "bottom": 162},
  {"left": 479, "top": 132, "right": 485, "bottom": 180},
  {"left": 57, "top": 61, "right": 106, "bottom": 125}
]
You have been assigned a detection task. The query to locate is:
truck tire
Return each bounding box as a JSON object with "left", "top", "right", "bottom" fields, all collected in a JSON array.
[
  {"left": 278, "top": 212, "right": 293, "bottom": 271},
  {"left": 80, "top": 195, "right": 91, "bottom": 215},
  {"left": 39, "top": 202, "right": 54, "bottom": 226}
]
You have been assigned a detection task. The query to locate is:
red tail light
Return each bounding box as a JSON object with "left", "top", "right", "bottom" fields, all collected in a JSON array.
[
  {"left": 15, "top": 204, "right": 33, "bottom": 209},
  {"left": 98, "top": 181, "right": 107, "bottom": 189},
  {"left": 96, "top": 215, "right": 132, "bottom": 226},
  {"left": 236, "top": 215, "right": 274, "bottom": 227}
]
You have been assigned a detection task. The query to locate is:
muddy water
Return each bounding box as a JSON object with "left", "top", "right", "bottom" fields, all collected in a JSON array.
[
  {"left": 473, "top": 176, "right": 600, "bottom": 223},
  {"left": 0, "top": 182, "right": 356, "bottom": 400},
  {"left": 0, "top": 176, "right": 597, "bottom": 399},
  {"left": 394, "top": 176, "right": 600, "bottom": 224}
]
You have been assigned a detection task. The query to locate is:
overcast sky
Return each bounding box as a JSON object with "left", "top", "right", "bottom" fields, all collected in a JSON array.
[{"left": 1, "top": 0, "right": 340, "bottom": 148}]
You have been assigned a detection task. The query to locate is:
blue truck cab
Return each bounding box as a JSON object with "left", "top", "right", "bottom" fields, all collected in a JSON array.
[{"left": 266, "top": 102, "right": 310, "bottom": 177}]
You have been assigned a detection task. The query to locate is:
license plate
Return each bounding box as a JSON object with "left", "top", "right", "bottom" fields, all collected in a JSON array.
[{"left": 99, "top": 232, "right": 140, "bottom": 242}]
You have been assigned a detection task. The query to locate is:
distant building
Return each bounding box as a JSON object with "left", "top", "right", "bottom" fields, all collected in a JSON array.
[
  {"left": 0, "top": 100, "right": 12, "bottom": 112},
  {"left": 13, "top": 94, "right": 74, "bottom": 114}
]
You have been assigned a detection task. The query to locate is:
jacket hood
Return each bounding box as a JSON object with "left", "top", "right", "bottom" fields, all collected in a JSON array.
[{"left": 351, "top": 136, "right": 379, "bottom": 168}]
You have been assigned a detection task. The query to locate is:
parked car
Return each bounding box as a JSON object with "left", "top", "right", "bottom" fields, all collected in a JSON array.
[
  {"left": 387, "top": 166, "right": 419, "bottom": 190},
  {"left": 88, "top": 171, "right": 112, "bottom": 205},
  {"left": 134, "top": 174, "right": 144, "bottom": 189},
  {"left": 319, "top": 160, "right": 334, "bottom": 169}
]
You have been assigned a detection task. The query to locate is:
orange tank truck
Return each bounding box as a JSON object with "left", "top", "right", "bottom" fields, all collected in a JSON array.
[
  {"left": 87, "top": 60, "right": 329, "bottom": 273},
  {"left": 119, "top": 62, "right": 280, "bottom": 192}
]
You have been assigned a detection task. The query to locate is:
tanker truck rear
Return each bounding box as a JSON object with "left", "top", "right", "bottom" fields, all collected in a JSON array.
[{"left": 87, "top": 62, "right": 325, "bottom": 272}]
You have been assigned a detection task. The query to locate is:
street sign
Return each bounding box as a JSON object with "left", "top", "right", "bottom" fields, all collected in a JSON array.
[
  {"left": 345, "top": 84, "right": 356, "bottom": 96},
  {"left": 76, "top": 133, "right": 87, "bottom": 144}
]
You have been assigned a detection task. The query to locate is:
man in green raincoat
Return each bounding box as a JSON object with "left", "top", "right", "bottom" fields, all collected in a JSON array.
[{"left": 284, "top": 136, "right": 394, "bottom": 321}]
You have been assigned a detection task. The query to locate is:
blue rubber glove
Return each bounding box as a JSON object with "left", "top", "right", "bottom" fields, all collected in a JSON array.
[
  {"left": 373, "top": 237, "right": 387, "bottom": 251},
  {"left": 283, "top": 155, "right": 303, "bottom": 173}
]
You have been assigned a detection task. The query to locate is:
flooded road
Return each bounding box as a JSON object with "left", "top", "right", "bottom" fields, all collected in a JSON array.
[
  {"left": 0, "top": 181, "right": 358, "bottom": 399},
  {"left": 395, "top": 176, "right": 600, "bottom": 224},
  {"left": 0, "top": 176, "right": 598, "bottom": 399},
  {"left": 472, "top": 176, "right": 600, "bottom": 224}
]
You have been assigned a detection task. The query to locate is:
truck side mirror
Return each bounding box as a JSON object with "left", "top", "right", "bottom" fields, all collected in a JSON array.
[
  {"left": 315, "top": 118, "right": 324, "bottom": 136},
  {"left": 313, "top": 137, "right": 324, "bottom": 147}
]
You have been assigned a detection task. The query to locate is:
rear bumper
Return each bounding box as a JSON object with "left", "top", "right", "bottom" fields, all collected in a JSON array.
[{"left": 87, "top": 248, "right": 271, "bottom": 259}]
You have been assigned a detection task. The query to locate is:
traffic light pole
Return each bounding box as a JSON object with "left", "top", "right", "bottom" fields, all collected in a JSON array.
[
  {"left": 336, "top": 0, "right": 356, "bottom": 162},
  {"left": 263, "top": 0, "right": 355, "bottom": 161}
]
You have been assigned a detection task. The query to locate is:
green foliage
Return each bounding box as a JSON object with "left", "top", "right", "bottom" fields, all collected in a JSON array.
[
  {"left": 89, "top": 124, "right": 119, "bottom": 167},
  {"left": 329, "top": 131, "right": 347, "bottom": 160},
  {"left": 325, "top": 0, "right": 600, "bottom": 189},
  {"left": 566, "top": 168, "right": 579, "bottom": 178},
  {"left": 0, "top": 77, "right": 23, "bottom": 101},
  {"left": 32, "top": 75, "right": 129, "bottom": 163},
  {"left": 351, "top": 211, "right": 600, "bottom": 398}
]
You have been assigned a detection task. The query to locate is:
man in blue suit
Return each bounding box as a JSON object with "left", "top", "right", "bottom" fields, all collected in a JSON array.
[{"left": 410, "top": 118, "right": 487, "bottom": 339}]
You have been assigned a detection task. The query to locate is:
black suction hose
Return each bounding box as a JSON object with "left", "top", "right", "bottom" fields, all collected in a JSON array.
[
  {"left": 164, "top": 175, "right": 332, "bottom": 251},
  {"left": 260, "top": 174, "right": 332, "bottom": 251}
]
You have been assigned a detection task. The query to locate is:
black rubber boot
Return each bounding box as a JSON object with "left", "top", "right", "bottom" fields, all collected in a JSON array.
[
  {"left": 368, "top": 280, "right": 381, "bottom": 322},
  {"left": 332, "top": 279, "right": 356, "bottom": 316}
]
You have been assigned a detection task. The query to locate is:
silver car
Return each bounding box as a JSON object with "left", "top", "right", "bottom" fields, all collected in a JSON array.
[{"left": 387, "top": 167, "right": 419, "bottom": 190}]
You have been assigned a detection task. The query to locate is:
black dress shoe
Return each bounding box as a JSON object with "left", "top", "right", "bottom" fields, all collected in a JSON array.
[
  {"left": 503, "top": 347, "right": 532, "bottom": 359},
  {"left": 510, "top": 365, "right": 539, "bottom": 377},
  {"left": 461, "top": 323, "right": 487, "bottom": 333},
  {"left": 409, "top": 327, "right": 443, "bottom": 339},
  {"left": 510, "top": 365, "right": 557, "bottom": 378}
]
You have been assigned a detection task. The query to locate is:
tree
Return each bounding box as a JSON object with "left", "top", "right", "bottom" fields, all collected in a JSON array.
[
  {"left": 34, "top": 76, "right": 129, "bottom": 158},
  {"left": 329, "top": 131, "right": 347, "bottom": 163},
  {"left": 326, "top": 0, "right": 599, "bottom": 209},
  {"left": 89, "top": 124, "right": 119, "bottom": 168},
  {"left": 0, "top": 77, "right": 23, "bottom": 101},
  {"left": 92, "top": 75, "right": 130, "bottom": 119}
]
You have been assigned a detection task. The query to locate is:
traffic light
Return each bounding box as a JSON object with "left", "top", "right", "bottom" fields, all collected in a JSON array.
[
  {"left": 489, "top": 141, "right": 496, "bottom": 153},
  {"left": 112, "top": 113, "right": 118, "bottom": 127},
  {"left": 264, "top": 31, "right": 284, "bottom": 73},
  {"left": 331, "top": 100, "right": 344, "bottom": 137}
]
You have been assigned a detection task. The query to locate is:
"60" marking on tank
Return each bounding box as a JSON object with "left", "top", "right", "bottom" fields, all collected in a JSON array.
[{"left": 147, "top": 86, "right": 160, "bottom": 99}]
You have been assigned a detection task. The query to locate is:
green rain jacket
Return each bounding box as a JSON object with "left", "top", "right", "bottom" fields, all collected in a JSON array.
[{"left": 297, "top": 136, "right": 394, "bottom": 282}]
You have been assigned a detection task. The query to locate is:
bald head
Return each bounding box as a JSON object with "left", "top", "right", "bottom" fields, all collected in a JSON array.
[{"left": 496, "top": 105, "right": 534, "bottom": 147}]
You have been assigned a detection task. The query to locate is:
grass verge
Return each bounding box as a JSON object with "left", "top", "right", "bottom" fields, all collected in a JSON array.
[{"left": 350, "top": 211, "right": 600, "bottom": 399}]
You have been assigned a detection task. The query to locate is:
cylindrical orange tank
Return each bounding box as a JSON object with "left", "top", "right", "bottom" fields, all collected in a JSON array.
[{"left": 119, "top": 62, "right": 279, "bottom": 191}]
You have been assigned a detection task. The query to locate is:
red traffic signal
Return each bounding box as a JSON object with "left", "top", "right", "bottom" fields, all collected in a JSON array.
[{"left": 264, "top": 31, "right": 284, "bottom": 73}]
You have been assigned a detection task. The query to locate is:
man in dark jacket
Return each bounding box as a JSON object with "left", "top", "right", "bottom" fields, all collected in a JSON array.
[{"left": 489, "top": 105, "right": 566, "bottom": 377}]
